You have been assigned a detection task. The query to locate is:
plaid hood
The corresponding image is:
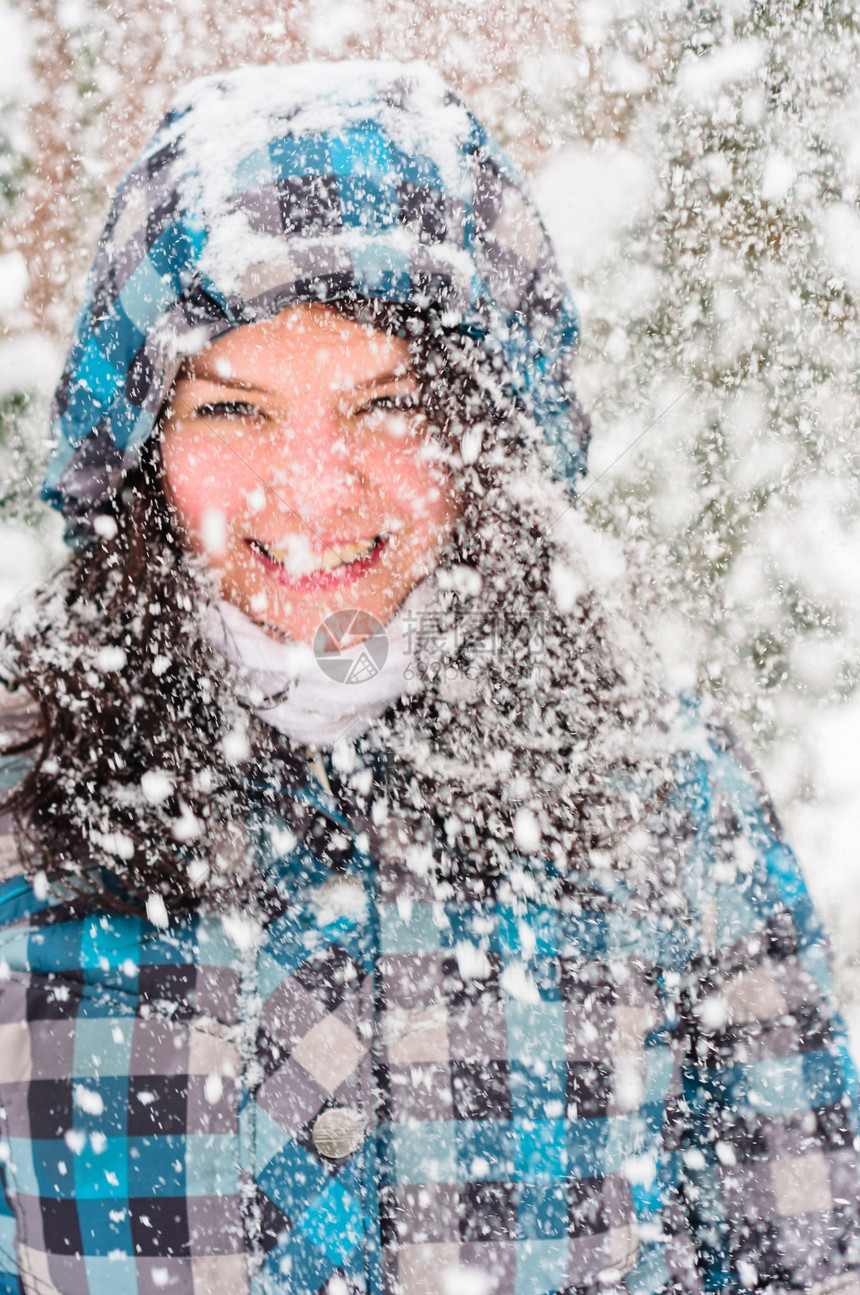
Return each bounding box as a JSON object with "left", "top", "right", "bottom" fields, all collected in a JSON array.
[{"left": 43, "top": 61, "right": 588, "bottom": 544}]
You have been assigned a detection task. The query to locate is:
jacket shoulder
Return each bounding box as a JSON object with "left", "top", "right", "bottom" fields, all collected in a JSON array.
[
  {"left": 667, "top": 694, "right": 829, "bottom": 963},
  {"left": 671, "top": 693, "right": 781, "bottom": 832}
]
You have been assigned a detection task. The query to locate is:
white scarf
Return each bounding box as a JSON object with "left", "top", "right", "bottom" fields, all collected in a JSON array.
[{"left": 204, "top": 582, "right": 434, "bottom": 748}]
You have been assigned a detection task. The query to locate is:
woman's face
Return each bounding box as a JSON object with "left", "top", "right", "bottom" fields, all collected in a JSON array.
[{"left": 160, "top": 303, "right": 460, "bottom": 644}]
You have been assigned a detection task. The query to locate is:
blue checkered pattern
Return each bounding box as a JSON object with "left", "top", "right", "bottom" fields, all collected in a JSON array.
[
  {"left": 43, "top": 62, "right": 588, "bottom": 542},
  {"left": 0, "top": 699, "right": 858, "bottom": 1293}
]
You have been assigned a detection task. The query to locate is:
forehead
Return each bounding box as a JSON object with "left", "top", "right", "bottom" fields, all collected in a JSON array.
[{"left": 181, "top": 303, "right": 412, "bottom": 384}]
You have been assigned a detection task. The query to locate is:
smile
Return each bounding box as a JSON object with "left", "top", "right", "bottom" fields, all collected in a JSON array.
[{"left": 246, "top": 534, "right": 389, "bottom": 591}]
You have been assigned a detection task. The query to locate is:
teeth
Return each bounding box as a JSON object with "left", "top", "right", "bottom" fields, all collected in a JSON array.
[
  {"left": 326, "top": 539, "right": 377, "bottom": 569},
  {"left": 264, "top": 537, "right": 377, "bottom": 573}
]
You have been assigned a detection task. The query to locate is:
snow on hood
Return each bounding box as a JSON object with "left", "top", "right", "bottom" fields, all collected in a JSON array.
[{"left": 43, "top": 61, "right": 586, "bottom": 543}]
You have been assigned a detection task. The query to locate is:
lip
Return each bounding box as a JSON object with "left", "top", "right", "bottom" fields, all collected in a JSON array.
[{"left": 246, "top": 535, "right": 389, "bottom": 591}]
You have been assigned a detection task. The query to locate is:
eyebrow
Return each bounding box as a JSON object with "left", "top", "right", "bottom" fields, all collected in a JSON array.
[
  {"left": 183, "top": 365, "right": 415, "bottom": 395},
  {"left": 178, "top": 372, "right": 273, "bottom": 397}
]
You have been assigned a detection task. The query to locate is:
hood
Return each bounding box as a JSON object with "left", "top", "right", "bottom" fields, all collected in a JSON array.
[{"left": 44, "top": 61, "right": 588, "bottom": 544}]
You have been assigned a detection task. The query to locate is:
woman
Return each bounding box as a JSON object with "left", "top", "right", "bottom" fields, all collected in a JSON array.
[{"left": 0, "top": 61, "right": 857, "bottom": 1295}]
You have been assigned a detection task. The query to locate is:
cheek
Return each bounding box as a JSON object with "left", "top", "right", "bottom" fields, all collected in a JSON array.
[
  {"left": 406, "top": 465, "right": 461, "bottom": 537},
  {"left": 379, "top": 447, "right": 457, "bottom": 521},
  {"left": 161, "top": 438, "right": 253, "bottom": 553}
]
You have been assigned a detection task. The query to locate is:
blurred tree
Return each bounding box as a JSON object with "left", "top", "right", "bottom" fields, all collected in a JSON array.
[
  {"left": 0, "top": 0, "right": 56, "bottom": 535},
  {"left": 525, "top": 0, "right": 860, "bottom": 998},
  {"left": 528, "top": 0, "right": 860, "bottom": 739}
]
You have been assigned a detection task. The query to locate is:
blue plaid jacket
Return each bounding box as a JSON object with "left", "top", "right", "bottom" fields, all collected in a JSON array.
[{"left": 0, "top": 702, "right": 858, "bottom": 1295}]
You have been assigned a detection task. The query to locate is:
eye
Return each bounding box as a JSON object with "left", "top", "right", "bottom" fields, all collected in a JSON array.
[
  {"left": 192, "top": 400, "right": 262, "bottom": 422},
  {"left": 354, "top": 392, "right": 423, "bottom": 422}
]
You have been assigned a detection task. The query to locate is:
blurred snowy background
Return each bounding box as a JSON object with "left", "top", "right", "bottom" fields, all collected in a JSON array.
[{"left": 1, "top": 0, "right": 859, "bottom": 1040}]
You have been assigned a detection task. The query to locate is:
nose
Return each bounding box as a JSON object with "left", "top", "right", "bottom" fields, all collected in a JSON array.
[{"left": 254, "top": 407, "right": 369, "bottom": 517}]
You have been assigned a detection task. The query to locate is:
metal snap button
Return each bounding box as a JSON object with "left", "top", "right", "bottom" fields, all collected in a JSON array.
[{"left": 311, "top": 1107, "right": 364, "bottom": 1159}]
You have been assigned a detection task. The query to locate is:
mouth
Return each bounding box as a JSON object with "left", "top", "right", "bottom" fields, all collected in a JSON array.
[{"left": 246, "top": 534, "right": 389, "bottom": 590}]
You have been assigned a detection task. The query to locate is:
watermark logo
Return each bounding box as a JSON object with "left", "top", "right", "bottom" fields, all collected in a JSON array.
[
  {"left": 313, "top": 605, "right": 544, "bottom": 685},
  {"left": 314, "top": 609, "right": 388, "bottom": 683}
]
